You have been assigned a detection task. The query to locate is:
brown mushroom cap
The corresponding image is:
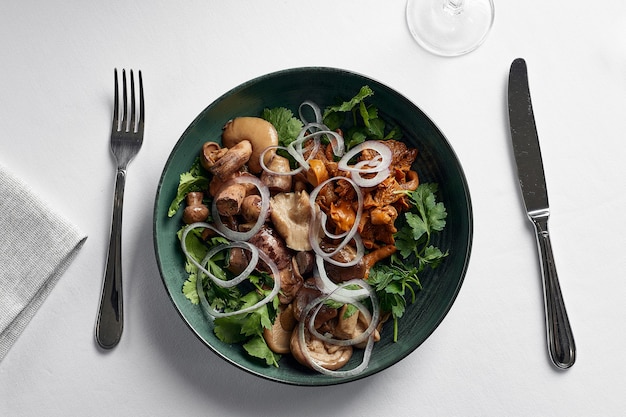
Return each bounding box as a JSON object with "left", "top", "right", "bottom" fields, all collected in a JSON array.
[{"left": 222, "top": 117, "right": 279, "bottom": 174}]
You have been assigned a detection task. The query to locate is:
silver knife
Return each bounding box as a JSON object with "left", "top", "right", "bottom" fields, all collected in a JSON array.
[{"left": 507, "top": 58, "right": 576, "bottom": 369}]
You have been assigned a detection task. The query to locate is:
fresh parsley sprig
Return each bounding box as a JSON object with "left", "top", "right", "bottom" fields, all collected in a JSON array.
[{"left": 367, "top": 183, "right": 448, "bottom": 342}]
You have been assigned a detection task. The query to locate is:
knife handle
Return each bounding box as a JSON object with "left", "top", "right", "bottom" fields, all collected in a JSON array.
[{"left": 529, "top": 211, "right": 576, "bottom": 369}]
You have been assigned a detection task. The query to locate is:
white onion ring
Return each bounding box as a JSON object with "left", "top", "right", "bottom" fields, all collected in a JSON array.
[
  {"left": 308, "top": 279, "right": 379, "bottom": 346},
  {"left": 337, "top": 141, "right": 392, "bottom": 187},
  {"left": 196, "top": 247, "right": 281, "bottom": 318},
  {"left": 180, "top": 221, "right": 281, "bottom": 317},
  {"left": 211, "top": 175, "right": 270, "bottom": 241},
  {"left": 298, "top": 100, "right": 323, "bottom": 125},
  {"left": 297, "top": 280, "right": 379, "bottom": 377},
  {"left": 181, "top": 222, "right": 258, "bottom": 288},
  {"left": 259, "top": 145, "right": 306, "bottom": 176},
  {"left": 313, "top": 250, "right": 369, "bottom": 299},
  {"left": 308, "top": 176, "right": 364, "bottom": 265},
  {"left": 202, "top": 241, "right": 259, "bottom": 288}
]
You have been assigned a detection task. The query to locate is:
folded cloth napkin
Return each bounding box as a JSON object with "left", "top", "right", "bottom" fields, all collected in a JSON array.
[{"left": 0, "top": 163, "right": 87, "bottom": 362}]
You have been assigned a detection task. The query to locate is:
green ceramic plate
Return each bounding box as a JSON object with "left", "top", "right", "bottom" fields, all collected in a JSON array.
[{"left": 153, "top": 67, "right": 473, "bottom": 386}]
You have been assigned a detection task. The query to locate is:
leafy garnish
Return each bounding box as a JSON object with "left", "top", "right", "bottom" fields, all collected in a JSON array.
[
  {"left": 167, "top": 158, "right": 210, "bottom": 217},
  {"left": 321, "top": 85, "right": 402, "bottom": 149},
  {"left": 367, "top": 183, "right": 448, "bottom": 341},
  {"left": 322, "top": 85, "right": 374, "bottom": 122},
  {"left": 214, "top": 285, "right": 281, "bottom": 367},
  {"left": 179, "top": 226, "right": 281, "bottom": 366},
  {"left": 262, "top": 107, "right": 304, "bottom": 146}
]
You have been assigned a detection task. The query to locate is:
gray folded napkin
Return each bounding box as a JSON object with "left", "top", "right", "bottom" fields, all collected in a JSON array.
[{"left": 0, "top": 163, "right": 87, "bottom": 362}]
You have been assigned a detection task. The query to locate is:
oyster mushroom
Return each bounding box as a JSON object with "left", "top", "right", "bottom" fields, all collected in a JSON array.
[
  {"left": 263, "top": 304, "right": 297, "bottom": 354},
  {"left": 290, "top": 325, "right": 352, "bottom": 371},
  {"left": 270, "top": 191, "right": 312, "bottom": 251}
]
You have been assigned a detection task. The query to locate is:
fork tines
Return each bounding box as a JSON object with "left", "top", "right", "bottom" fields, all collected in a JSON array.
[{"left": 113, "top": 68, "right": 144, "bottom": 134}]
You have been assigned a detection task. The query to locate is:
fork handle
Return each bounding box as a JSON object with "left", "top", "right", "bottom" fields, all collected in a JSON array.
[{"left": 95, "top": 169, "right": 126, "bottom": 349}]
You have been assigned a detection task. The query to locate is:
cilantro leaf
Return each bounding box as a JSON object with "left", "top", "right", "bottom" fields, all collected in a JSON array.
[
  {"left": 321, "top": 85, "right": 401, "bottom": 149},
  {"left": 322, "top": 85, "right": 374, "bottom": 122},
  {"left": 182, "top": 271, "right": 199, "bottom": 304},
  {"left": 262, "top": 107, "right": 304, "bottom": 146},
  {"left": 244, "top": 335, "right": 281, "bottom": 367},
  {"left": 367, "top": 183, "right": 448, "bottom": 342},
  {"left": 167, "top": 159, "right": 210, "bottom": 217}
]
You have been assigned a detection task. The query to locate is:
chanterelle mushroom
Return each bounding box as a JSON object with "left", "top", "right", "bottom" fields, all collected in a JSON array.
[{"left": 270, "top": 191, "right": 312, "bottom": 251}]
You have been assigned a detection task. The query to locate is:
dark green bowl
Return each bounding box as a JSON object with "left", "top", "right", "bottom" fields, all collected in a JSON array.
[{"left": 153, "top": 67, "right": 473, "bottom": 386}]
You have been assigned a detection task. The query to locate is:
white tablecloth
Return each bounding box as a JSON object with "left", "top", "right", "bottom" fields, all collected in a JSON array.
[{"left": 2, "top": 1, "right": 625, "bottom": 416}]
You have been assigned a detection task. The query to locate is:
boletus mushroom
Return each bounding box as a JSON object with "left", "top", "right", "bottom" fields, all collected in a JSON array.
[{"left": 222, "top": 117, "right": 279, "bottom": 174}]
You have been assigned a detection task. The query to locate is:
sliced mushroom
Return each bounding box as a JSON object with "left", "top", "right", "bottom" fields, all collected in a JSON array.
[
  {"left": 278, "top": 261, "right": 303, "bottom": 305},
  {"left": 321, "top": 243, "right": 397, "bottom": 281},
  {"left": 240, "top": 194, "right": 269, "bottom": 223},
  {"left": 292, "top": 279, "right": 337, "bottom": 328},
  {"left": 270, "top": 191, "right": 312, "bottom": 251}
]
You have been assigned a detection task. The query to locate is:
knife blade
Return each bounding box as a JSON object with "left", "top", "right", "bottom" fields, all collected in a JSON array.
[{"left": 507, "top": 58, "right": 576, "bottom": 369}]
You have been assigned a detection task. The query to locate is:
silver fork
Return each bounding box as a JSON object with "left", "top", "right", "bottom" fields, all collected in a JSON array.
[{"left": 96, "top": 69, "right": 144, "bottom": 349}]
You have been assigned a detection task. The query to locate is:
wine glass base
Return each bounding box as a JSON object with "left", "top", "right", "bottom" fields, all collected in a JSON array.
[{"left": 406, "top": 0, "right": 495, "bottom": 57}]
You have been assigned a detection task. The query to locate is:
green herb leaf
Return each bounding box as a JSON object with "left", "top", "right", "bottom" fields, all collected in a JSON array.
[
  {"left": 167, "top": 159, "right": 210, "bottom": 217},
  {"left": 322, "top": 85, "right": 374, "bottom": 121},
  {"left": 262, "top": 107, "right": 304, "bottom": 146},
  {"left": 367, "top": 183, "right": 448, "bottom": 342},
  {"left": 243, "top": 335, "right": 281, "bottom": 367}
]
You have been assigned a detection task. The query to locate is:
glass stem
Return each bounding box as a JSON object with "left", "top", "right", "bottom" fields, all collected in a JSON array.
[{"left": 443, "top": 0, "right": 465, "bottom": 15}]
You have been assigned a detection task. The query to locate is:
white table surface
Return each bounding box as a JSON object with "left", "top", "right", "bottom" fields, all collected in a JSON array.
[{"left": 2, "top": 1, "right": 625, "bottom": 416}]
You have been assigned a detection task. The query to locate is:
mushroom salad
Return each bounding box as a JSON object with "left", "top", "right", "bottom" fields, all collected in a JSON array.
[{"left": 169, "top": 86, "right": 449, "bottom": 377}]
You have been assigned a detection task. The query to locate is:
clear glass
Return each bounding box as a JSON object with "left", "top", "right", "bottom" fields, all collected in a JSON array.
[{"left": 406, "top": 0, "right": 495, "bottom": 57}]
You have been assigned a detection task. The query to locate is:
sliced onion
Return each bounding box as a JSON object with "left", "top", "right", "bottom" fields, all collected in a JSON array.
[
  {"left": 308, "top": 176, "right": 364, "bottom": 264},
  {"left": 180, "top": 223, "right": 259, "bottom": 288},
  {"left": 211, "top": 175, "right": 270, "bottom": 241},
  {"left": 308, "top": 279, "right": 379, "bottom": 346},
  {"left": 196, "top": 248, "right": 281, "bottom": 318},
  {"left": 201, "top": 241, "right": 259, "bottom": 288},
  {"left": 259, "top": 145, "right": 305, "bottom": 176},
  {"left": 285, "top": 131, "right": 321, "bottom": 171},
  {"left": 298, "top": 100, "right": 323, "bottom": 125},
  {"left": 297, "top": 280, "right": 379, "bottom": 378},
  {"left": 337, "top": 141, "right": 392, "bottom": 188},
  {"left": 314, "top": 253, "right": 369, "bottom": 298}
]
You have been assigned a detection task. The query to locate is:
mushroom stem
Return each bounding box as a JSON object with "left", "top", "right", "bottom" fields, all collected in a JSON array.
[
  {"left": 209, "top": 140, "right": 252, "bottom": 181},
  {"left": 215, "top": 183, "right": 247, "bottom": 217},
  {"left": 222, "top": 117, "right": 279, "bottom": 174}
]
